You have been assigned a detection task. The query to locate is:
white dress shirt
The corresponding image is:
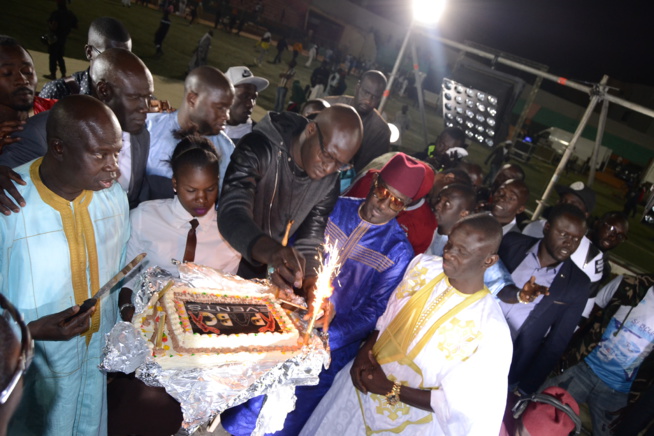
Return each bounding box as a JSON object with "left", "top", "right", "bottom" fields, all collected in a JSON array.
[
  {"left": 117, "top": 131, "right": 132, "bottom": 192},
  {"left": 126, "top": 197, "right": 241, "bottom": 286}
]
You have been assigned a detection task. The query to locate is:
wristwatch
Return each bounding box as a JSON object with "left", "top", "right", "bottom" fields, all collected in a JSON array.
[{"left": 385, "top": 381, "right": 402, "bottom": 406}]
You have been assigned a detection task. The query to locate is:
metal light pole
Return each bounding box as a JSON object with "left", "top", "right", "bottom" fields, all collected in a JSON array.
[
  {"left": 378, "top": 22, "right": 413, "bottom": 114},
  {"left": 532, "top": 75, "right": 609, "bottom": 220}
]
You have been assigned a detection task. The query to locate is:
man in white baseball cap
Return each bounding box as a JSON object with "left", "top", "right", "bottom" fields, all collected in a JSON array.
[{"left": 224, "top": 66, "right": 269, "bottom": 144}]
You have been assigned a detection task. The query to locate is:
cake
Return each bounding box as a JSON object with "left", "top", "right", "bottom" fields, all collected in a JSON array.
[
  {"left": 164, "top": 288, "right": 299, "bottom": 352},
  {"left": 135, "top": 285, "right": 303, "bottom": 369}
]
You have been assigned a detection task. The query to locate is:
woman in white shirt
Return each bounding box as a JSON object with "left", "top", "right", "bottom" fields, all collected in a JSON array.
[{"left": 126, "top": 135, "right": 241, "bottom": 286}]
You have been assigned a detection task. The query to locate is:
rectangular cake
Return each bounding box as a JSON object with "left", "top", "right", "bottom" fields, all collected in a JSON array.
[
  {"left": 164, "top": 288, "right": 299, "bottom": 353},
  {"left": 135, "top": 285, "right": 303, "bottom": 369}
]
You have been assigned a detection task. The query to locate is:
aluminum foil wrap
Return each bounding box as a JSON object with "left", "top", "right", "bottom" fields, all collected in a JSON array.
[{"left": 101, "top": 263, "right": 330, "bottom": 435}]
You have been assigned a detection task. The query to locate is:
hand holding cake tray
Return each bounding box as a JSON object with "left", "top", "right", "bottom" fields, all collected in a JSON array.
[{"left": 101, "top": 256, "right": 339, "bottom": 435}]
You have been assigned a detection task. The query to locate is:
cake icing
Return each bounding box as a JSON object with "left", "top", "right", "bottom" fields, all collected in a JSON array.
[{"left": 135, "top": 285, "right": 303, "bottom": 369}]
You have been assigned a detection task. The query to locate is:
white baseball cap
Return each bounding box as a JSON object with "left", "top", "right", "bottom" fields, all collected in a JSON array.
[{"left": 225, "top": 66, "right": 269, "bottom": 92}]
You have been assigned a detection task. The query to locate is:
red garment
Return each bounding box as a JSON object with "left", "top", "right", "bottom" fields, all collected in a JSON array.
[
  {"left": 33, "top": 95, "right": 57, "bottom": 114},
  {"left": 345, "top": 170, "right": 437, "bottom": 254}
]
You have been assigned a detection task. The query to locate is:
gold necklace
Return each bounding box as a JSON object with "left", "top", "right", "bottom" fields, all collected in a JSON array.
[{"left": 413, "top": 285, "right": 454, "bottom": 335}]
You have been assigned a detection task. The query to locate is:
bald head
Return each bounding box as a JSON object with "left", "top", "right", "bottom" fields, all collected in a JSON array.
[
  {"left": 47, "top": 95, "right": 121, "bottom": 150},
  {"left": 180, "top": 66, "right": 234, "bottom": 136},
  {"left": 454, "top": 213, "right": 503, "bottom": 254},
  {"left": 43, "top": 96, "right": 122, "bottom": 199},
  {"left": 86, "top": 17, "right": 132, "bottom": 63},
  {"left": 297, "top": 104, "right": 363, "bottom": 180},
  {"left": 90, "top": 48, "right": 153, "bottom": 133},
  {"left": 185, "top": 66, "right": 233, "bottom": 96}
]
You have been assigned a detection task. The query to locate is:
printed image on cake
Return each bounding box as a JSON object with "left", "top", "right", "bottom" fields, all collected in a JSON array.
[
  {"left": 135, "top": 285, "right": 303, "bottom": 369},
  {"left": 185, "top": 300, "right": 282, "bottom": 336}
]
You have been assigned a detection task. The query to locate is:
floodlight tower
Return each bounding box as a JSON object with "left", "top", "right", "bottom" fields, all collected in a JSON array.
[{"left": 378, "top": 0, "right": 446, "bottom": 114}]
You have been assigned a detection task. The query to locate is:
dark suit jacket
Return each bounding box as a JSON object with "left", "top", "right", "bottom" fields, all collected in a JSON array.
[
  {"left": 500, "top": 232, "right": 591, "bottom": 394},
  {"left": 1, "top": 111, "right": 150, "bottom": 209}
]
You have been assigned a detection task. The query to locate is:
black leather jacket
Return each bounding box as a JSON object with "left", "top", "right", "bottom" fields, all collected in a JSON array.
[{"left": 218, "top": 112, "right": 339, "bottom": 277}]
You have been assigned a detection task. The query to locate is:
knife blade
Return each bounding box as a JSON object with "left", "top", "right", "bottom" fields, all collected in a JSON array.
[{"left": 67, "top": 253, "right": 147, "bottom": 320}]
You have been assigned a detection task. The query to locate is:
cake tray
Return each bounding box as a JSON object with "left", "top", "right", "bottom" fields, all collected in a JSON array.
[{"left": 101, "top": 263, "right": 330, "bottom": 435}]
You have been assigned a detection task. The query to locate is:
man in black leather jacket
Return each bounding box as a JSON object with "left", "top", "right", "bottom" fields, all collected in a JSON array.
[{"left": 218, "top": 104, "right": 362, "bottom": 297}]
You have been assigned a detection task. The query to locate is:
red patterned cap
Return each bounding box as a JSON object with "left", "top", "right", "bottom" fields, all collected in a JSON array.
[{"left": 379, "top": 153, "right": 429, "bottom": 200}]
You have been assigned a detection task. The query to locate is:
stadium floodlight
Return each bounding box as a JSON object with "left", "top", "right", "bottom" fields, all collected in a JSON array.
[
  {"left": 413, "top": 0, "right": 446, "bottom": 25},
  {"left": 378, "top": 0, "right": 447, "bottom": 113}
]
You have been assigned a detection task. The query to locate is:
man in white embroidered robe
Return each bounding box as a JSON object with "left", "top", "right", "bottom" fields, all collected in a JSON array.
[
  {"left": 0, "top": 96, "right": 129, "bottom": 436},
  {"left": 301, "top": 214, "right": 512, "bottom": 436}
]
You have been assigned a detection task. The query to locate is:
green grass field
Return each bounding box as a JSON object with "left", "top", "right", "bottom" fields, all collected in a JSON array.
[{"left": 4, "top": 0, "right": 654, "bottom": 273}]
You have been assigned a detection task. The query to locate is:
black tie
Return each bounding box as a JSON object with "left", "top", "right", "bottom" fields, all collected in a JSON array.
[{"left": 183, "top": 219, "right": 199, "bottom": 262}]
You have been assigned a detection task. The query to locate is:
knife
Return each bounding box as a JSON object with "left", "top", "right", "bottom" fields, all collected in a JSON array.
[{"left": 66, "top": 253, "right": 147, "bottom": 321}]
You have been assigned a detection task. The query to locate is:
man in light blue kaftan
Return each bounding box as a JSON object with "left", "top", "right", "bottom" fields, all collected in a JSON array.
[
  {"left": 0, "top": 96, "right": 129, "bottom": 436},
  {"left": 221, "top": 153, "right": 424, "bottom": 436}
]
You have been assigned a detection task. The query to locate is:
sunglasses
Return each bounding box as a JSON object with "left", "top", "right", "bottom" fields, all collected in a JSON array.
[
  {"left": 373, "top": 178, "right": 408, "bottom": 212},
  {"left": 314, "top": 122, "right": 353, "bottom": 172},
  {"left": 0, "top": 294, "right": 34, "bottom": 405}
]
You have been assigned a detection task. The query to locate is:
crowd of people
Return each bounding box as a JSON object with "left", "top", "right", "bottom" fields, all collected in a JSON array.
[{"left": 0, "top": 12, "right": 652, "bottom": 436}]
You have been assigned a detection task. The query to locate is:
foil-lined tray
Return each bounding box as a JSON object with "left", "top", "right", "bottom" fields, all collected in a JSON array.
[{"left": 101, "top": 263, "right": 330, "bottom": 435}]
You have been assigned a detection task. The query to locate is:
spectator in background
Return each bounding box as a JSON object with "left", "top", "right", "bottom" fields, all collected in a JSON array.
[
  {"left": 40, "top": 17, "right": 132, "bottom": 99},
  {"left": 491, "top": 179, "right": 529, "bottom": 235},
  {"left": 188, "top": 30, "right": 213, "bottom": 72},
  {"left": 273, "top": 60, "right": 296, "bottom": 113},
  {"left": 272, "top": 35, "right": 288, "bottom": 64},
  {"left": 305, "top": 43, "right": 317, "bottom": 68},
  {"left": 308, "top": 60, "right": 330, "bottom": 100},
  {"left": 254, "top": 29, "right": 272, "bottom": 66},
  {"left": 44, "top": 1, "right": 78, "bottom": 80},
  {"left": 223, "top": 66, "right": 269, "bottom": 144},
  {"left": 393, "top": 104, "right": 410, "bottom": 146},
  {"left": 326, "top": 70, "right": 390, "bottom": 173},
  {"left": 417, "top": 126, "right": 467, "bottom": 171},
  {"left": 154, "top": 5, "right": 173, "bottom": 56},
  {"left": 286, "top": 79, "right": 306, "bottom": 113},
  {"left": 291, "top": 41, "right": 302, "bottom": 61}
]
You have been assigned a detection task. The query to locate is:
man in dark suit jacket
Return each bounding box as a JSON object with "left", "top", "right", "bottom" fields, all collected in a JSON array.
[
  {"left": 0, "top": 48, "right": 152, "bottom": 210},
  {"left": 498, "top": 203, "right": 591, "bottom": 395}
]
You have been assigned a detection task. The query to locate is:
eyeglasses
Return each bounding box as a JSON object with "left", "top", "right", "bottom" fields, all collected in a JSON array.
[
  {"left": 0, "top": 294, "right": 34, "bottom": 405},
  {"left": 89, "top": 45, "right": 103, "bottom": 56},
  {"left": 373, "top": 178, "right": 408, "bottom": 212},
  {"left": 314, "top": 122, "right": 353, "bottom": 172},
  {"left": 602, "top": 222, "right": 628, "bottom": 242}
]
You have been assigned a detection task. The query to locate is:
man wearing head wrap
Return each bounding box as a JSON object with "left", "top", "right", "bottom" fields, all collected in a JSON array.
[
  {"left": 221, "top": 153, "right": 418, "bottom": 436},
  {"left": 344, "top": 151, "right": 436, "bottom": 254}
]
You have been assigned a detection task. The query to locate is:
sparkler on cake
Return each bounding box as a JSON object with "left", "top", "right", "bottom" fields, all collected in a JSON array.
[{"left": 303, "top": 238, "right": 341, "bottom": 343}]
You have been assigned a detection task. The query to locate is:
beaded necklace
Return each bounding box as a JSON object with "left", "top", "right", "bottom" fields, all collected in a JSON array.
[{"left": 412, "top": 285, "right": 454, "bottom": 335}]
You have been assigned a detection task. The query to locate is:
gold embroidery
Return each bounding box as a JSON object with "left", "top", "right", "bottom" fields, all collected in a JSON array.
[
  {"left": 396, "top": 266, "right": 430, "bottom": 299},
  {"left": 437, "top": 318, "right": 481, "bottom": 361},
  {"left": 30, "top": 159, "right": 100, "bottom": 344}
]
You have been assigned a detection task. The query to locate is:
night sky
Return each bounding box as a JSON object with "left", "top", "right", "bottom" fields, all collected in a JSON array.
[{"left": 369, "top": 0, "right": 654, "bottom": 87}]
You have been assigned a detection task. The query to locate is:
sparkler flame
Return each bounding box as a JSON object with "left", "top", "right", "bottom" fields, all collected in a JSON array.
[
  {"left": 312, "top": 238, "right": 341, "bottom": 315},
  {"left": 303, "top": 238, "right": 342, "bottom": 343}
]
